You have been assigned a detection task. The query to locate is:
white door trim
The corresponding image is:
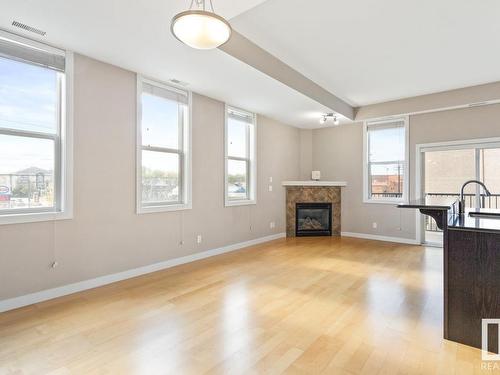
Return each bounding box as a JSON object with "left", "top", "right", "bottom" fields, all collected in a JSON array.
[{"left": 415, "top": 136, "right": 500, "bottom": 246}]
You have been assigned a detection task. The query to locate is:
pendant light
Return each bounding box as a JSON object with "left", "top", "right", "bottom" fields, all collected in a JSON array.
[{"left": 171, "top": 0, "right": 232, "bottom": 50}]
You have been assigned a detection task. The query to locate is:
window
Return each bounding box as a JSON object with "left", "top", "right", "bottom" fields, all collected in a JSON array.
[
  {"left": 137, "top": 77, "right": 191, "bottom": 213},
  {"left": 225, "top": 105, "right": 256, "bottom": 206},
  {"left": 363, "top": 117, "right": 408, "bottom": 203},
  {"left": 418, "top": 138, "right": 500, "bottom": 245},
  {"left": 0, "top": 31, "right": 72, "bottom": 225}
]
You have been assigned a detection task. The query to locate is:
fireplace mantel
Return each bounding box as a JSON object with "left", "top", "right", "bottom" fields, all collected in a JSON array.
[{"left": 282, "top": 181, "right": 347, "bottom": 187}]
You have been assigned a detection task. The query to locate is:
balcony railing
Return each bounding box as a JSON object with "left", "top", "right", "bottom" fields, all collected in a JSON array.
[{"left": 371, "top": 192, "right": 500, "bottom": 232}]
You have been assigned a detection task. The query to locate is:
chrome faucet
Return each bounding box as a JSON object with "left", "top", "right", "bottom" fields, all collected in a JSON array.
[{"left": 459, "top": 180, "right": 492, "bottom": 215}]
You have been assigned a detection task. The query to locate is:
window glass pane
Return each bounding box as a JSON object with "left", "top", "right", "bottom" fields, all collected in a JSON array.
[
  {"left": 480, "top": 148, "right": 500, "bottom": 207},
  {"left": 142, "top": 150, "right": 180, "bottom": 204},
  {"left": 141, "top": 93, "right": 181, "bottom": 150},
  {"left": 423, "top": 148, "right": 475, "bottom": 243},
  {"left": 425, "top": 149, "right": 476, "bottom": 205},
  {"left": 0, "top": 134, "right": 55, "bottom": 210},
  {"left": 228, "top": 159, "right": 248, "bottom": 200},
  {"left": 369, "top": 163, "right": 404, "bottom": 199},
  {"left": 368, "top": 125, "right": 405, "bottom": 162},
  {"left": 227, "top": 118, "right": 247, "bottom": 158},
  {"left": 0, "top": 57, "right": 58, "bottom": 134}
]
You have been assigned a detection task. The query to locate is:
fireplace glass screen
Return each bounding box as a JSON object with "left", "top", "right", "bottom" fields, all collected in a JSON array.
[{"left": 296, "top": 203, "right": 332, "bottom": 236}]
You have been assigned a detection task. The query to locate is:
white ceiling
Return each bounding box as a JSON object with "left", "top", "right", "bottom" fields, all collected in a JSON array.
[
  {"left": 232, "top": 0, "right": 500, "bottom": 106},
  {"left": 0, "top": 0, "right": 330, "bottom": 129},
  {"left": 2, "top": 0, "right": 500, "bottom": 128}
]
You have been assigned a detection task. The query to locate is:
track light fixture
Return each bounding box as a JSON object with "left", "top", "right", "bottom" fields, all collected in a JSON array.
[{"left": 319, "top": 113, "right": 340, "bottom": 125}]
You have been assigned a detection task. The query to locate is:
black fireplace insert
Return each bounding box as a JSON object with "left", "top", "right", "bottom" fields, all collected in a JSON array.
[{"left": 295, "top": 202, "right": 332, "bottom": 236}]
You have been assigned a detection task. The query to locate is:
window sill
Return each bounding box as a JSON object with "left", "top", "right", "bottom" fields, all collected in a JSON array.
[
  {"left": 225, "top": 199, "right": 256, "bottom": 207},
  {"left": 0, "top": 210, "right": 72, "bottom": 226},
  {"left": 137, "top": 203, "right": 192, "bottom": 214}
]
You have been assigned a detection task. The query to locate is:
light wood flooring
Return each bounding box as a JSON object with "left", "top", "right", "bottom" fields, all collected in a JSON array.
[{"left": 0, "top": 237, "right": 496, "bottom": 374}]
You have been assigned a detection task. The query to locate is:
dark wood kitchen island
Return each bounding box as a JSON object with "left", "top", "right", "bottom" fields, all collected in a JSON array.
[{"left": 399, "top": 199, "right": 500, "bottom": 354}]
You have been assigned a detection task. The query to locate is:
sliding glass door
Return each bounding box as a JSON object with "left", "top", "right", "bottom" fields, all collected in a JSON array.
[
  {"left": 420, "top": 140, "right": 500, "bottom": 245},
  {"left": 479, "top": 148, "right": 500, "bottom": 207}
]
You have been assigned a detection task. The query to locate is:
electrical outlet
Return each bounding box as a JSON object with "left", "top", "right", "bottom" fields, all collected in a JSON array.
[
  {"left": 270, "top": 221, "right": 276, "bottom": 229},
  {"left": 372, "top": 222, "right": 378, "bottom": 229},
  {"left": 268, "top": 185, "right": 273, "bottom": 192},
  {"left": 269, "top": 177, "right": 273, "bottom": 183},
  {"left": 197, "top": 235, "right": 202, "bottom": 244}
]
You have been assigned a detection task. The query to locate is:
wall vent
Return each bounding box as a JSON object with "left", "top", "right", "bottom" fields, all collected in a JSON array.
[
  {"left": 170, "top": 78, "right": 189, "bottom": 87},
  {"left": 11, "top": 21, "right": 46, "bottom": 36}
]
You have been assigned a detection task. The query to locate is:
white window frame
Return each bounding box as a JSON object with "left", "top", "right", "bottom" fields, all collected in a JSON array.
[
  {"left": 224, "top": 105, "right": 257, "bottom": 207},
  {"left": 415, "top": 136, "right": 500, "bottom": 245},
  {"left": 0, "top": 30, "right": 73, "bottom": 225},
  {"left": 363, "top": 116, "right": 409, "bottom": 204},
  {"left": 136, "top": 76, "right": 192, "bottom": 213}
]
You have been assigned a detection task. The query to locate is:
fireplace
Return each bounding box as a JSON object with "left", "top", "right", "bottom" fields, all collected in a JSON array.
[
  {"left": 295, "top": 202, "right": 332, "bottom": 237},
  {"left": 284, "top": 183, "right": 343, "bottom": 237}
]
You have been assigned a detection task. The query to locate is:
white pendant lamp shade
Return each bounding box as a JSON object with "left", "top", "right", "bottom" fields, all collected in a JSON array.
[{"left": 171, "top": 10, "right": 232, "bottom": 50}]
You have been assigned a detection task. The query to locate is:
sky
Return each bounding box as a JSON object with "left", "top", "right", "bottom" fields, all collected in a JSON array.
[
  {"left": 141, "top": 93, "right": 180, "bottom": 150},
  {"left": 369, "top": 125, "right": 405, "bottom": 176},
  {"left": 369, "top": 125, "right": 405, "bottom": 162},
  {"left": 0, "top": 57, "right": 57, "bottom": 174},
  {"left": 140, "top": 93, "right": 183, "bottom": 173},
  {"left": 227, "top": 118, "right": 248, "bottom": 176},
  {"left": 228, "top": 118, "right": 247, "bottom": 158}
]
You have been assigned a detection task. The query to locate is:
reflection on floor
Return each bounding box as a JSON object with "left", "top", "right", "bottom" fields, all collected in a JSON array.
[
  {"left": 0, "top": 237, "right": 488, "bottom": 374},
  {"left": 425, "top": 230, "right": 444, "bottom": 246}
]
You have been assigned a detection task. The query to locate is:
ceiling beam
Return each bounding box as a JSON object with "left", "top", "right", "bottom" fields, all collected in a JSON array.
[{"left": 219, "top": 31, "right": 354, "bottom": 120}]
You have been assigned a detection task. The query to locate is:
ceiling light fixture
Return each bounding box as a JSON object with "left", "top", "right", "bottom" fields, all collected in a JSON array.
[
  {"left": 171, "top": 0, "right": 232, "bottom": 50},
  {"left": 319, "top": 113, "right": 340, "bottom": 125}
]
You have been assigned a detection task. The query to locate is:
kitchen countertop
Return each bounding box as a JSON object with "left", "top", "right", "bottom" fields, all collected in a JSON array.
[
  {"left": 448, "top": 208, "right": 500, "bottom": 233},
  {"left": 397, "top": 199, "right": 500, "bottom": 232},
  {"left": 397, "top": 198, "right": 458, "bottom": 210}
]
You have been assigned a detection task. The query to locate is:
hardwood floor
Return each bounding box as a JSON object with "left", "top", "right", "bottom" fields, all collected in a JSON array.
[{"left": 0, "top": 237, "right": 494, "bottom": 374}]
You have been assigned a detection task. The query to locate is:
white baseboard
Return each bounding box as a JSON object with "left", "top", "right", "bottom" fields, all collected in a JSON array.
[
  {"left": 0, "top": 232, "right": 285, "bottom": 313},
  {"left": 341, "top": 231, "right": 420, "bottom": 245}
]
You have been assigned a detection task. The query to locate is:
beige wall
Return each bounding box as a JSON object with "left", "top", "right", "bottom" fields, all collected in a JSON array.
[
  {"left": 5, "top": 52, "right": 500, "bottom": 302},
  {"left": 0, "top": 54, "right": 301, "bottom": 301},
  {"left": 312, "top": 103, "right": 500, "bottom": 240},
  {"left": 355, "top": 81, "right": 500, "bottom": 121},
  {"left": 299, "top": 129, "right": 313, "bottom": 180}
]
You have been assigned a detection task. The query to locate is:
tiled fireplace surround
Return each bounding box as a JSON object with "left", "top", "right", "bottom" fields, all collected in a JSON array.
[{"left": 285, "top": 186, "right": 342, "bottom": 237}]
